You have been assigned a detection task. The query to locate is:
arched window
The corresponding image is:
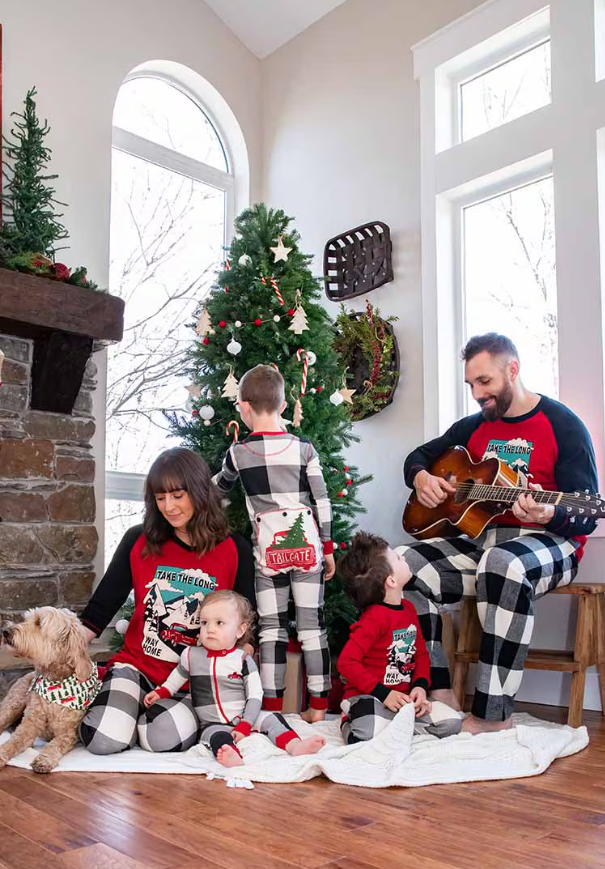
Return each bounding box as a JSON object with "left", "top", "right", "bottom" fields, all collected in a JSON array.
[{"left": 105, "top": 73, "right": 235, "bottom": 560}]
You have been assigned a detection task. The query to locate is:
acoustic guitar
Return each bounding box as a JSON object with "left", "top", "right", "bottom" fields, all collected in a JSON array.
[{"left": 402, "top": 446, "right": 605, "bottom": 540}]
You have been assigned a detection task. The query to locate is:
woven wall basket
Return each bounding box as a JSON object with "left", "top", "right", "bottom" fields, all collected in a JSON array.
[
  {"left": 324, "top": 222, "right": 394, "bottom": 302},
  {"left": 338, "top": 311, "right": 400, "bottom": 422}
]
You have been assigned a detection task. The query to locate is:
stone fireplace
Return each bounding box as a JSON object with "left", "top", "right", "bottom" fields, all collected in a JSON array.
[{"left": 0, "top": 268, "right": 124, "bottom": 694}]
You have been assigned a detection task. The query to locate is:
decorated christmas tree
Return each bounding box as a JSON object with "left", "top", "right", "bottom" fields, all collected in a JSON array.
[
  {"left": 0, "top": 88, "right": 68, "bottom": 259},
  {"left": 171, "top": 203, "right": 370, "bottom": 551},
  {"left": 169, "top": 204, "right": 369, "bottom": 665}
]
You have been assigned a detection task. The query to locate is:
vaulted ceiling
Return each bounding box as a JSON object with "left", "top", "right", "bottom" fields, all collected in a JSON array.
[{"left": 204, "top": 0, "right": 349, "bottom": 58}]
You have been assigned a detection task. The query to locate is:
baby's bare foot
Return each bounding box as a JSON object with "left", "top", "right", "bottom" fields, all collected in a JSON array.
[
  {"left": 286, "top": 735, "right": 326, "bottom": 756},
  {"left": 300, "top": 708, "right": 326, "bottom": 724},
  {"left": 216, "top": 744, "right": 244, "bottom": 767}
]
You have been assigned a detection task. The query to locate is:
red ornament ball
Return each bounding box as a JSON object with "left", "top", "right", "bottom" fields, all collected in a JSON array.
[
  {"left": 316, "top": 386, "right": 323, "bottom": 393},
  {"left": 338, "top": 491, "right": 345, "bottom": 498},
  {"left": 288, "top": 309, "right": 295, "bottom": 316},
  {"left": 191, "top": 410, "right": 199, "bottom": 417},
  {"left": 219, "top": 321, "right": 227, "bottom": 328},
  {"left": 343, "top": 465, "right": 349, "bottom": 472},
  {"left": 202, "top": 337, "right": 210, "bottom": 345},
  {"left": 254, "top": 318, "right": 262, "bottom": 326},
  {"left": 340, "top": 542, "right": 348, "bottom": 550},
  {"left": 346, "top": 479, "right": 353, "bottom": 486}
]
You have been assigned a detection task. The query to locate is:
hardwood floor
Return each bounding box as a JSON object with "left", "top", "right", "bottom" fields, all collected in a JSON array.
[{"left": 0, "top": 703, "right": 603, "bottom": 869}]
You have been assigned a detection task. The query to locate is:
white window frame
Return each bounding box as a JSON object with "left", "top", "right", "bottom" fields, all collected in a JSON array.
[
  {"left": 413, "top": 0, "right": 605, "bottom": 537},
  {"left": 106, "top": 73, "right": 236, "bottom": 507}
]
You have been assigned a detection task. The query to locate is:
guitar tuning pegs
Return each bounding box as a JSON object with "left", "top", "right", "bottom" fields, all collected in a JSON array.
[
  {"left": 567, "top": 506, "right": 573, "bottom": 513},
  {"left": 574, "top": 492, "right": 580, "bottom": 497},
  {"left": 585, "top": 489, "right": 590, "bottom": 494},
  {"left": 570, "top": 516, "right": 576, "bottom": 523},
  {"left": 591, "top": 509, "right": 597, "bottom": 515},
  {"left": 578, "top": 508, "right": 585, "bottom": 514},
  {"left": 585, "top": 494, "right": 591, "bottom": 501}
]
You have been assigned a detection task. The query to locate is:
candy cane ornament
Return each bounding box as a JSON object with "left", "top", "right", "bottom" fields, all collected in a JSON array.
[
  {"left": 296, "top": 348, "right": 309, "bottom": 396},
  {"left": 226, "top": 420, "right": 240, "bottom": 443},
  {"left": 261, "top": 276, "right": 285, "bottom": 306}
]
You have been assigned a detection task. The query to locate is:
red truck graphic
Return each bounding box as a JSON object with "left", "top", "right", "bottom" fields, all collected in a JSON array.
[{"left": 160, "top": 623, "right": 197, "bottom": 647}]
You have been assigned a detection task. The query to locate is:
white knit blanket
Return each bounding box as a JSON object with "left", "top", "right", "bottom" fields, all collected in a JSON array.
[{"left": 0, "top": 707, "right": 587, "bottom": 788}]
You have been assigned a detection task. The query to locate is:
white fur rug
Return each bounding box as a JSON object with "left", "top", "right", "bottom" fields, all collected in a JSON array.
[{"left": 0, "top": 707, "right": 587, "bottom": 788}]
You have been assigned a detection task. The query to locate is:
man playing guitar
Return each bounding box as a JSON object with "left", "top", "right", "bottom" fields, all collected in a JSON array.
[{"left": 400, "top": 333, "right": 598, "bottom": 734}]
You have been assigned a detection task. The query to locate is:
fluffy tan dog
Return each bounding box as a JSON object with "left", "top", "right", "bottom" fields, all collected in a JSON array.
[{"left": 0, "top": 607, "right": 100, "bottom": 774}]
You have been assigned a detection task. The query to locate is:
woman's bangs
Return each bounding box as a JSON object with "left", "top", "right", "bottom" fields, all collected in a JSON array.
[{"left": 147, "top": 464, "right": 187, "bottom": 495}]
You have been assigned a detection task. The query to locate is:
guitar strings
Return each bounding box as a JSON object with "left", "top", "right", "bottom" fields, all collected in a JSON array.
[{"left": 447, "top": 481, "right": 603, "bottom": 511}]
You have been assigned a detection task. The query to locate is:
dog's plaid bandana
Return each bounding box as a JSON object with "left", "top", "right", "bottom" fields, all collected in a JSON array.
[{"left": 30, "top": 663, "right": 102, "bottom": 711}]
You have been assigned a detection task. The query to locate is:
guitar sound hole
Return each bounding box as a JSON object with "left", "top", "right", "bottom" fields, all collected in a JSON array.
[{"left": 453, "top": 478, "right": 474, "bottom": 505}]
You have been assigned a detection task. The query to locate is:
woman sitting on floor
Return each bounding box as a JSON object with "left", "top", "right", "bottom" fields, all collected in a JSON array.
[{"left": 79, "top": 447, "right": 255, "bottom": 754}]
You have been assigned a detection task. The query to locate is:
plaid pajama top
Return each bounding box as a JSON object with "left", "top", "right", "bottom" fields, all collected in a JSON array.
[
  {"left": 214, "top": 432, "right": 334, "bottom": 573},
  {"left": 155, "top": 645, "right": 262, "bottom": 738}
]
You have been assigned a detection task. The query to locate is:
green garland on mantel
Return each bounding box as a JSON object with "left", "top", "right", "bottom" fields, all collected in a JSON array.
[{"left": 334, "top": 301, "right": 400, "bottom": 422}]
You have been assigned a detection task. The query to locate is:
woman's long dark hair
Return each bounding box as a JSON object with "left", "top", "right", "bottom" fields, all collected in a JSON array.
[{"left": 142, "top": 448, "right": 229, "bottom": 556}]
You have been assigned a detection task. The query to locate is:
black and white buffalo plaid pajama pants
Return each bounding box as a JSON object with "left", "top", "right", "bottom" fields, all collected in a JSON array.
[
  {"left": 341, "top": 696, "right": 462, "bottom": 742},
  {"left": 396, "top": 526, "right": 580, "bottom": 721},
  {"left": 79, "top": 664, "right": 200, "bottom": 754},
  {"left": 256, "top": 566, "right": 330, "bottom": 705}
]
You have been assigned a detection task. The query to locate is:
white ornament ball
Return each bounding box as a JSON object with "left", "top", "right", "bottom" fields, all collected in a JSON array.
[
  {"left": 330, "top": 390, "right": 344, "bottom": 406},
  {"left": 273, "top": 315, "right": 281, "bottom": 322},
  {"left": 306, "top": 351, "right": 317, "bottom": 366},
  {"left": 341, "top": 489, "right": 348, "bottom": 496},
  {"left": 203, "top": 419, "right": 212, "bottom": 427},
  {"left": 238, "top": 254, "right": 252, "bottom": 267},
  {"left": 309, "top": 388, "right": 316, "bottom": 394},
  {"left": 115, "top": 619, "right": 130, "bottom": 636},
  {"left": 227, "top": 338, "right": 242, "bottom": 356},
  {"left": 199, "top": 405, "right": 215, "bottom": 421},
  {"left": 235, "top": 320, "right": 242, "bottom": 328}
]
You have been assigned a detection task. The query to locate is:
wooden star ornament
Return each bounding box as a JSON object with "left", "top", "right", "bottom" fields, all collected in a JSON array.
[
  {"left": 338, "top": 386, "right": 356, "bottom": 405},
  {"left": 270, "top": 235, "right": 292, "bottom": 263}
]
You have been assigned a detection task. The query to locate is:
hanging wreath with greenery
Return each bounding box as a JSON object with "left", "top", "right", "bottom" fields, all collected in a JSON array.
[{"left": 334, "top": 301, "right": 399, "bottom": 422}]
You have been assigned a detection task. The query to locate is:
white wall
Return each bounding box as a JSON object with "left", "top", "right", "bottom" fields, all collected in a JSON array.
[
  {"left": 2, "top": 0, "right": 263, "bottom": 579},
  {"left": 262, "top": 0, "right": 486, "bottom": 546},
  {"left": 262, "top": 0, "right": 605, "bottom": 709}
]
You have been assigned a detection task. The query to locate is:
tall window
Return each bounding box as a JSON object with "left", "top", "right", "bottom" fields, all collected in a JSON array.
[
  {"left": 463, "top": 176, "right": 557, "bottom": 404},
  {"left": 106, "top": 76, "right": 232, "bottom": 562}
]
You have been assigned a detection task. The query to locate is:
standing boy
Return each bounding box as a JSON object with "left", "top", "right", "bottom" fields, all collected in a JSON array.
[{"left": 214, "top": 364, "right": 335, "bottom": 722}]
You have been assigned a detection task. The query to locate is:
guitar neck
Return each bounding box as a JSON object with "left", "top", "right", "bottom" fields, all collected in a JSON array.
[
  {"left": 468, "top": 485, "right": 561, "bottom": 506},
  {"left": 466, "top": 483, "right": 605, "bottom": 519}
]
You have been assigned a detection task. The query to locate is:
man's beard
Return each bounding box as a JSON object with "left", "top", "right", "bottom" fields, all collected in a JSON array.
[{"left": 478, "top": 381, "right": 513, "bottom": 421}]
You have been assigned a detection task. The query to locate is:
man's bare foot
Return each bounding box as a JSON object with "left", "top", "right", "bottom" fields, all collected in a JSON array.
[
  {"left": 216, "top": 745, "right": 244, "bottom": 767},
  {"left": 461, "top": 714, "right": 513, "bottom": 735},
  {"left": 300, "top": 708, "right": 326, "bottom": 724},
  {"left": 428, "top": 688, "right": 462, "bottom": 711},
  {"left": 286, "top": 735, "right": 326, "bottom": 756}
]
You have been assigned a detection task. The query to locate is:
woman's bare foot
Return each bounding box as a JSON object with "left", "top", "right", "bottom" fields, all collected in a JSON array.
[
  {"left": 428, "top": 688, "right": 462, "bottom": 711},
  {"left": 286, "top": 735, "right": 326, "bottom": 756},
  {"left": 216, "top": 745, "right": 244, "bottom": 767},
  {"left": 300, "top": 708, "right": 326, "bottom": 724},
  {"left": 461, "top": 714, "right": 513, "bottom": 735}
]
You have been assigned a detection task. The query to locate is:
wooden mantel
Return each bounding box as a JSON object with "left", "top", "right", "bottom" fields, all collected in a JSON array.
[{"left": 0, "top": 267, "right": 124, "bottom": 414}]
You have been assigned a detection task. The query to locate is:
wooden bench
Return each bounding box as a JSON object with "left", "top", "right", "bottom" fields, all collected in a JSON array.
[{"left": 451, "top": 584, "right": 605, "bottom": 727}]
